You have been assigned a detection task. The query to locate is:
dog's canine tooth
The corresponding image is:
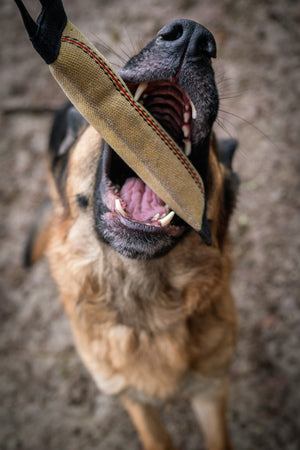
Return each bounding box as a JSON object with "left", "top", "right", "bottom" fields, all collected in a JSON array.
[
  {"left": 184, "top": 140, "right": 191, "bottom": 156},
  {"left": 134, "top": 82, "right": 148, "bottom": 102},
  {"left": 159, "top": 210, "right": 175, "bottom": 227},
  {"left": 190, "top": 99, "right": 197, "bottom": 119},
  {"left": 115, "top": 198, "right": 126, "bottom": 217}
]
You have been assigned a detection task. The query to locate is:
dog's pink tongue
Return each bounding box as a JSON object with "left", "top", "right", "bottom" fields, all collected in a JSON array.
[{"left": 120, "top": 177, "right": 166, "bottom": 222}]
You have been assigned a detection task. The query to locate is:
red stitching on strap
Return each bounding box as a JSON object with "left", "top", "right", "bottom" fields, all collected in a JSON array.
[{"left": 61, "top": 36, "right": 203, "bottom": 192}]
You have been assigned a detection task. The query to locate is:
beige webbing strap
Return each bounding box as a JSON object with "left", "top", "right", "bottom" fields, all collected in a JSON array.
[{"left": 49, "top": 21, "right": 205, "bottom": 233}]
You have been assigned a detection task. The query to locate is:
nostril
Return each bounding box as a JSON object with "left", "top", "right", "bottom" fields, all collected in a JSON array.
[
  {"left": 157, "top": 23, "right": 184, "bottom": 42},
  {"left": 189, "top": 29, "right": 217, "bottom": 59},
  {"left": 201, "top": 34, "right": 217, "bottom": 58}
]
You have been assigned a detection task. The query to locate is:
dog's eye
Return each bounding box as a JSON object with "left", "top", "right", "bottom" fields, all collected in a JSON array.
[{"left": 76, "top": 193, "right": 89, "bottom": 209}]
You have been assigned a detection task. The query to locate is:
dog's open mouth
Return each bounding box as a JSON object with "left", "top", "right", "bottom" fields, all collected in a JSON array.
[
  {"left": 93, "top": 19, "right": 219, "bottom": 258},
  {"left": 99, "top": 79, "right": 194, "bottom": 235}
]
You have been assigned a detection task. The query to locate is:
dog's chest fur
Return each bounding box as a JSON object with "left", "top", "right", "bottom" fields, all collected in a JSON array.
[{"left": 47, "top": 208, "right": 236, "bottom": 400}]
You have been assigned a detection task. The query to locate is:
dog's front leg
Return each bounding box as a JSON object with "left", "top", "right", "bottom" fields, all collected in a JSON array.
[
  {"left": 121, "top": 395, "right": 177, "bottom": 450},
  {"left": 191, "top": 377, "right": 234, "bottom": 450}
]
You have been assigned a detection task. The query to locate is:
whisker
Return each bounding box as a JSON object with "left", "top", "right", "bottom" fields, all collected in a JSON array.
[
  {"left": 219, "top": 109, "right": 280, "bottom": 151},
  {"left": 215, "top": 118, "right": 236, "bottom": 139},
  {"left": 123, "top": 26, "right": 141, "bottom": 55},
  {"left": 89, "top": 32, "right": 128, "bottom": 65},
  {"left": 217, "top": 111, "right": 239, "bottom": 128},
  {"left": 215, "top": 73, "right": 237, "bottom": 87},
  {"left": 219, "top": 90, "right": 248, "bottom": 100},
  {"left": 118, "top": 44, "right": 133, "bottom": 61}
]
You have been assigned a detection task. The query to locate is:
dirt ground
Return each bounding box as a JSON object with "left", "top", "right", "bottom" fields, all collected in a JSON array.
[{"left": 0, "top": 0, "right": 299, "bottom": 449}]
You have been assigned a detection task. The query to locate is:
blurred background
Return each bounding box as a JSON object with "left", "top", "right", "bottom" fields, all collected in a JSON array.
[{"left": 0, "top": 0, "right": 299, "bottom": 448}]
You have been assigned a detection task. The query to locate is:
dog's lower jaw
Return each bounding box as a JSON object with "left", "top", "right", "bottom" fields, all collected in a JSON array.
[
  {"left": 92, "top": 134, "right": 214, "bottom": 260},
  {"left": 94, "top": 212, "right": 187, "bottom": 260}
]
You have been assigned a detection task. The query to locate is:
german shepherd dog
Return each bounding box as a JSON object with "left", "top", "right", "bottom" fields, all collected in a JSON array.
[{"left": 26, "top": 19, "right": 239, "bottom": 450}]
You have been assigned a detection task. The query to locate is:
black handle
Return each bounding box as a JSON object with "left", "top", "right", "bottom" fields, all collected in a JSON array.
[{"left": 15, "top": 0, "right": 67, "bottom": 64}]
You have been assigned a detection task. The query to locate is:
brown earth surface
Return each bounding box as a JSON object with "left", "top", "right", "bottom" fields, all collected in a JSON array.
[{"left": 0, "top": 0, "right": 299, "bottom": 449}]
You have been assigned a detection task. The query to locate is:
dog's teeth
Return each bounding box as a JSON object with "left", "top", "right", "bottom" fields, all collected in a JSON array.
[
  {"left": 115, "top": 198, "right": 126, "bottom": 217},
  {"left": 190, "top": 99, "right": 197, "bottom": 119},
  {"left": 134, "top": 82, "right": 148, "bottom": 102},
  {"left": 152, "top": 213, "right": 160, "bottom": 221},
  {"left": 159, "top": 210, "right": 175, "bottom": 227},
  {"left": 184, "top": 112, "right": 190, "bottom": 123},
  {"left": 184, "top": 140, "right": 192, "bottom": 156},
  {"left": 182, "top": 125, "right": 190, "bottom": 138}
]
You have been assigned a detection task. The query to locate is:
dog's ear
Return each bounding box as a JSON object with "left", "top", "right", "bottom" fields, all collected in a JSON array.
[
  {"left": 218, "top": 138, "right": 238, "bottom": 171},
  {"left": 24, "top": 199, "right": 53, "bottom": 267},
  {"left": 49, "top": 103, "right": 87, "bottom": 199},
  {"left": 219, "top": 138, "right": 240, "bottom": 221}
]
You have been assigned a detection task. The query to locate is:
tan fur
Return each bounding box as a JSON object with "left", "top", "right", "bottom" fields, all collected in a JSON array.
[
  {"left": 24, "top": 200, "right": 53, "bottom": 266},
  {"left": 41, "top": 125, "right": 237, "bottom": 449}
]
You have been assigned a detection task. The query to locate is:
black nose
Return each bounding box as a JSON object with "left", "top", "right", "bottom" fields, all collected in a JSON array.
[{"left": 157, "top": 19, "right": 216, "bottom": 59}]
